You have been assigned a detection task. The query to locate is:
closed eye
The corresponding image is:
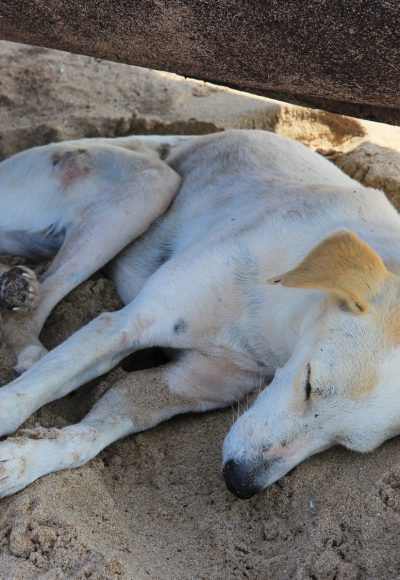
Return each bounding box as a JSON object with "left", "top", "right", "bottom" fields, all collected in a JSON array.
[{"left": 305, "top": 363, "right": 312, "bottom": 400}]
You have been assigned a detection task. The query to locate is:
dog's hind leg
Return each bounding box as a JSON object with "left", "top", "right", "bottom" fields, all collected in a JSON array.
[
  {"left": 0, "top": 359, "right": 246, "bottom": 498},
  {"left": 1, "top": 148, "right": 180, "bottom": 373}
]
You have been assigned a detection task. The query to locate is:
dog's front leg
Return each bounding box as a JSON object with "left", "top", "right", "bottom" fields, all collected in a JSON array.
[
  {"left": 0, "top": 364, "right": 228, "bottom": 498},
  {"left": 0, "top": 295, "right": 187, "bottom": 437}
]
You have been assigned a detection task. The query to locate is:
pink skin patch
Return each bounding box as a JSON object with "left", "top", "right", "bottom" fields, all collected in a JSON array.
[{"left": 51, "top": 149, "right": 93, "bottom": 189}]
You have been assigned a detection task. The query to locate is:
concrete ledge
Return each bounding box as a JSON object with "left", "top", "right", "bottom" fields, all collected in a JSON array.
[{"left": 0, "top": 1, "right": 399, "bottom": 125}]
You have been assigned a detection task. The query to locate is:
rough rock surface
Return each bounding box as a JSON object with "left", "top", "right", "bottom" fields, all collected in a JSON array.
[{"left": 0, "top": 41, "right": 400, "bottom": 579}]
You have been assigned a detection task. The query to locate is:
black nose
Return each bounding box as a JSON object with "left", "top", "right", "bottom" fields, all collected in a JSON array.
[{"left": 222, "top": 459, "right": 262, "bottom": 500}]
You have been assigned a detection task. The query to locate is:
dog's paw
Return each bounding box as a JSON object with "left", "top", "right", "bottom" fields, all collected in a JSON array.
[
  {"left": 0, "top": 438, "right": 40, "bottom": 497},
  {"left": 0, "top": 266, "right": 40, "bottom": 311},
  {"left": 0, "top": 432, "right": 62, "bottom": 498},
  {"left": 0, "top": 426, "right": 92, "bottom": 498},
  {"left": 14, "top": 344, "right": 49, "bottom": 375}
]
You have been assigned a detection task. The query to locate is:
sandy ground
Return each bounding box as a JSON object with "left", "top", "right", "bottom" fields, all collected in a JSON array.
[{"left": 0, "top": 41, "right": 400, "bottom": 579}]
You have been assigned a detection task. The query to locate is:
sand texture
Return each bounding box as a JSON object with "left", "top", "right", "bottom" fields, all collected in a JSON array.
[{"left": 0, "top": 41, "right": 400, "bottom": 579}]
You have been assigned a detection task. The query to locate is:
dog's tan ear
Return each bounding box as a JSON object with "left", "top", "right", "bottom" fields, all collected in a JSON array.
[{"left": 268, "top": 230, "right": 388, "bottom": 314}]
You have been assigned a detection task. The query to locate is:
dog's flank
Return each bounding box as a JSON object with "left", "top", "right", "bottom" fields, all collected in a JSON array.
[{"left": 0, "top": 130, "right": 400, "bottom": 498}]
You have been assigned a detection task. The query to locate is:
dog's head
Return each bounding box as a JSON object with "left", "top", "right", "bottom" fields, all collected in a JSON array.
[{"left": 223, "top": 229, "right": 400, "bottom": 498}]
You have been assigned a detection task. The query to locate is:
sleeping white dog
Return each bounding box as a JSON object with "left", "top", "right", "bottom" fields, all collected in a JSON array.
[{"left": 0, "top": 129, "right": 399, "bottom": 499}]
